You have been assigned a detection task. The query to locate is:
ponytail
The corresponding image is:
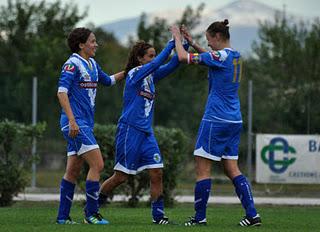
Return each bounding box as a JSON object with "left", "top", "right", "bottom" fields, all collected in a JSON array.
[{"left": 206, "top": 19, "right": 230, "bottom": 40}]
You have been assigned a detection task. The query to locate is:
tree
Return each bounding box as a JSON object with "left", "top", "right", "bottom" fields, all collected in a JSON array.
[
  {"left": 92, "top": 27, "right": 129, "bottom": 125},
  {"left": 244, "top": 12, "right": 320, "bottom": 134},
  {"left": 0, "top": 0, "right": 127, "bottom": 136},
  {"left": 136, "top": 4, "right": 208, "bottom": 138},
  {"left": 0, "top": 0, "right": 86, "bottom": 136}
]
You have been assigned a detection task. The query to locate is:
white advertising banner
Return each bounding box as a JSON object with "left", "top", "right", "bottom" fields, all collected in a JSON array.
[{"left": 256, "top": 134, "right": 320, "bottom": 184}]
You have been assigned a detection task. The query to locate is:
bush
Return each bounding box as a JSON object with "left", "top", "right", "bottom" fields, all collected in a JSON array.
[
  {"left": 79, "top": 124, "right": 189, "bottom": 207},
  {"left": 0, "top": 120, "right": 46, "bottom": 206}
]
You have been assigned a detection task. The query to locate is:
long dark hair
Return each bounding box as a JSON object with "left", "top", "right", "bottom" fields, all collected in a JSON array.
[
  {"left": 67, "top": 27, "right": 92, "bottom": 53},
  {"left": 124, "top": 40, "right": 153, "bottom": 76},
  {"left": 206, "top": 19, "right": 230, "bottom": 40}
]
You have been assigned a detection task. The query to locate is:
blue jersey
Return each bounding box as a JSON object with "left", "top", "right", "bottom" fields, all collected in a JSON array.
[
  {"left": 58, "top": 53, "right": 115, "bottom": 129},
  {"left": 188, "top": 48, "right": 242, "bottom": 123},
  {"left": 118, "top": 41, "right": 177, "bottom": 133}
]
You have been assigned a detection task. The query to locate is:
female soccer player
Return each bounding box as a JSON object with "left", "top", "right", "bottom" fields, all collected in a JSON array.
[
  {"left": 170, "top": 21, "right": 261, "bottom": 227},
  {"left": 98, "top": 39, "right": 188, "bottom": 224},
  {"left": 56, "top": 27, "right": 124, "bottom": 225}
]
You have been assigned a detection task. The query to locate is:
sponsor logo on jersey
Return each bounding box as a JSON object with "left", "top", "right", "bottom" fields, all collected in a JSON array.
[
  {"left": 79, "top": 81, "right": 97, "bottom": 88},
  {"left": 139, "top": 90, "right": 155, "bottom": 100},
  {"left": 63, "top": 64, "right": 75, "bottom": 73},
  {"left": 211, "top": 51, "right": 221, "bottom": 61}
]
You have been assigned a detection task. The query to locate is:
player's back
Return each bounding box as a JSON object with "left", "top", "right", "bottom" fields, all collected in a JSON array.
[{"left": 204, "top": 48, "right": 242, "bottom": 122}]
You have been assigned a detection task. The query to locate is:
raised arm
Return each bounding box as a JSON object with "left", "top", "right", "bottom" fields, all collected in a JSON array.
[
  {"left": 170, "top": 25, "right": 189, "bottom": 63},
  {"left": 171, "top": 25, "right": 227, "bottom": 68},
  {"left": 128, "top": 40, "right": 175, "bottom": 84},
  {"left": 153, "top": 41, "right": 189, "bottom": 83},
  {"left": 180, "top": 25, "right": 206, "bottom": 54}
]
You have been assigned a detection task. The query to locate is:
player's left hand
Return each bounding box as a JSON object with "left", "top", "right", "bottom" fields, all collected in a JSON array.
[
  {"left": 180, "top": 24, "right": 193, "bottom": 44},
  {"left": 170, "top": 25, "right": 182, "bottom": 41}
]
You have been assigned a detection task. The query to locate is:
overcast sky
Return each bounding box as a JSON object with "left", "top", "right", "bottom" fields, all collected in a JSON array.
[{"left": 0, "top": 0, "right": 319, "bottom": 26}]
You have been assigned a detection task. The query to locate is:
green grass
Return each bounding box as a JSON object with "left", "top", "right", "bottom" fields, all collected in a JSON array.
[{"left": 0, "top": 202, "right": 319, "bottom": 232}]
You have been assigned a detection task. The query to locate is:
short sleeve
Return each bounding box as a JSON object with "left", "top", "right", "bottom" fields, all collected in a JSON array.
[
  {"left": 58, "top": 63, "right": 77, "bottom": 93},
  {"left": 188, "top": 50, "right": 228, "bottom": 68}
]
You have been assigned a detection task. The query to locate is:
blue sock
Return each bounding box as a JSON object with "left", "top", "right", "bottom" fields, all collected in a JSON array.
[
  {"left": 57, "top": 178, "right": 75, "bottom": 220},
  {"left": 194, "top": 179, "right": 212, "bottom": 222},
  {"left": 232, "top": 175, "right": 257, "bottom": 218},
  {"left": 151, "top": 196, "right": 164, "bottom": 221},
  {"left": 85, "top": 180, "right": 100, "bottom": 217}
]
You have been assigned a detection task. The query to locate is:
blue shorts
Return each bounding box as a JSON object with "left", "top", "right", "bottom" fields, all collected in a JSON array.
[
  {"left": 114, "top": 123, "right": 163, "bottom": 175},
  {"left": 61, "top": 125, "right": 99, "bottom": 156},
  {"left": 194, "top": 120, "right": 242, "bottom": 161}
]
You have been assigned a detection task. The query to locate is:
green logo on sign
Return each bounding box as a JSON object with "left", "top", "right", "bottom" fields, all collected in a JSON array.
[{"left": 261, "top": 137, "right": 296, "bottom": 174}]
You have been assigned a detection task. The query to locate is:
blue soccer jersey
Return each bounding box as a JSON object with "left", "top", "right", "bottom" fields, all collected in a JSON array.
[
  {"left": 118, "top": 41, "right": 177, "bottom": 133},
  {"left": 58, "top": 53, "right": 116, "bottom": 129},
  {"left": 188, "top": 48, "right": 242, "bottom": 123}
]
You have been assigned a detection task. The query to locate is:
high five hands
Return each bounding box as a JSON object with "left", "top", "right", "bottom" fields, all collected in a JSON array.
[{"left": 170, "top": 25, "right": 193, "bottom": 44}]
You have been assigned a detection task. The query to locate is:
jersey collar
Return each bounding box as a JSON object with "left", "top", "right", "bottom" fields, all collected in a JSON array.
[{"left": 72, "top": 53, "right": 93, "bottom": 70}]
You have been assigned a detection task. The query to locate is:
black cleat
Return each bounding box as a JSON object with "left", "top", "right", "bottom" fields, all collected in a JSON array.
[
  {"left": 184, "top": 216, "right": 207, "bottom": 226},
  {"left": 84, "top": 212, "right": 109, "bottom": 225},
  {"left": 153, "top": 216, "right": 170, "bottom": 225},
  {"left": 239, "top": 214, "right": 262, "bottom": 227}
]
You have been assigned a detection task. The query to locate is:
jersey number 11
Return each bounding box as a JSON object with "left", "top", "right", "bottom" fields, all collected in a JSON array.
[{"left": 232, "top": 58, "right": 242, "bottom": 83}]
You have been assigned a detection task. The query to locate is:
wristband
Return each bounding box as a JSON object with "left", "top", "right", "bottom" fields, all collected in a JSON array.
[{"left": 110, "top": 75, "right": 116, "bottom": 85}]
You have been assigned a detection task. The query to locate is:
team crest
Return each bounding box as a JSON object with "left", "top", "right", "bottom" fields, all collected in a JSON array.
[
  {"left": 83, "top": 73, "right": 91, "bottom": 81},
  {"left": 153, "top": 153, "right": 161, "bottom": 163}
]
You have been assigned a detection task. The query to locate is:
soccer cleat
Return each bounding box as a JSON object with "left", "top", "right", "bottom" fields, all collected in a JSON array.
[
  {"left": 84, "top": 212, "right": 109, "bottom": 225},
  {"left": 153, "top": 216, "right": 170, "bottom": 225},
  {"left": 98, "top": 192, "right": 110, "bottom": 207},
  {"left": 239, "top": 214, "right": 262, "bottom": 227},
  {"left": 184, "top": 216, "right": 207, "bottom": 226},
  {"left": 56, "top": 216, "right": 78, "bottom": 224}
]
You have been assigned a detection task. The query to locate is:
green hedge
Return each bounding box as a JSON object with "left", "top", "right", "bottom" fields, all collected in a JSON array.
[
  {"left": 0, "top": 120, "right": 46, "bottom": 206},
  {"left": 79, "top": 124, "right": 189, "bottom": 207}
]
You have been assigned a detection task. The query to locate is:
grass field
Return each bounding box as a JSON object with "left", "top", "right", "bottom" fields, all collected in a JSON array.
[{"left": 0, "top": 202, "right": 319, "bottom": 232}]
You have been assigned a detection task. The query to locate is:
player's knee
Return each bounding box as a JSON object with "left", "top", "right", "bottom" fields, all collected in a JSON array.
[
  {"left": 224, "top": 168, "right": 241, "bottom": 180},
  {"left": 196, "top": 168, "right": 210, "bottom": 180},
  {"left": 97, "top": 162, "right": 104, "bottom": 173},
  {"left": 65, "top": 167, "right": 81, "bottom": 181},
  {"left": 90, "top": 160, "right": 104, "bottom": 173}
]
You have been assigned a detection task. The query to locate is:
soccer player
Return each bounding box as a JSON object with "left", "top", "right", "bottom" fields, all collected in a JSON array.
[
  {"left": 98, "top": 39, "right": 188, "bottom": 224},
  {"left": 56, "top": 27, "right": 124, "bottom": 225},
  {"left": 170, "top": 21, "right": 262, "bottom": 227}
]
